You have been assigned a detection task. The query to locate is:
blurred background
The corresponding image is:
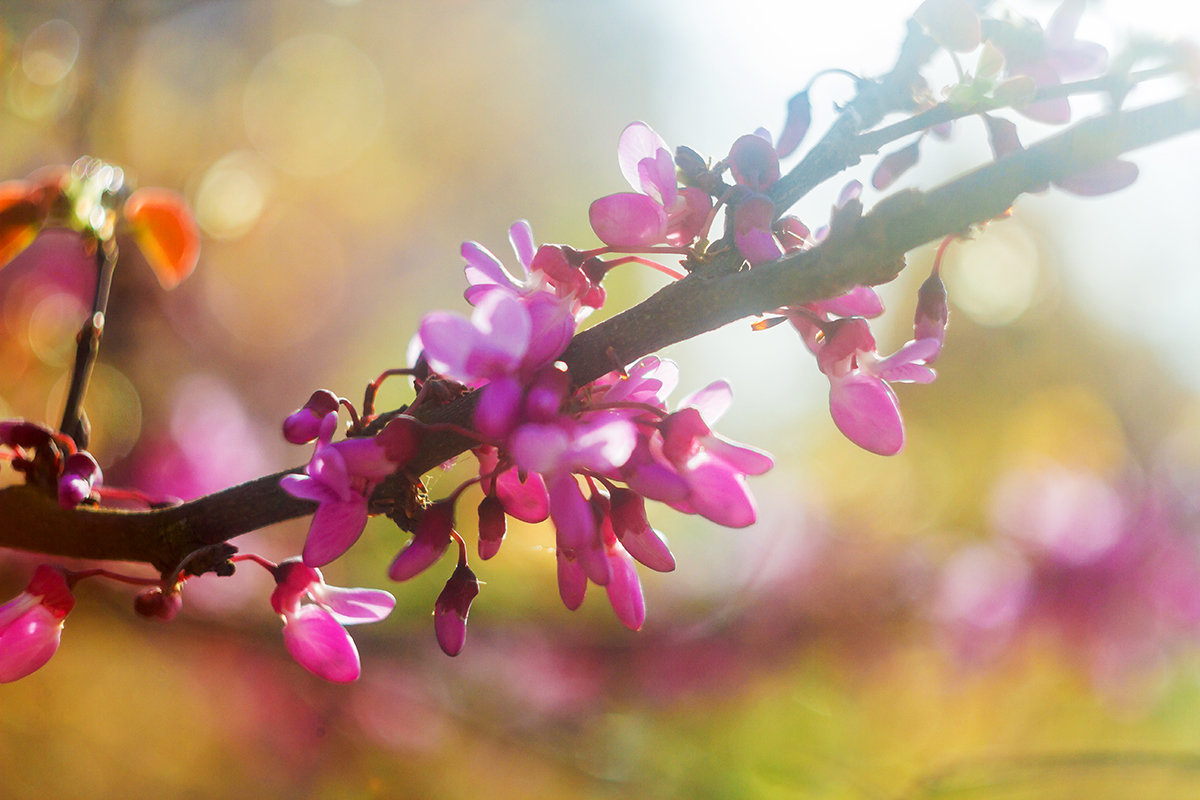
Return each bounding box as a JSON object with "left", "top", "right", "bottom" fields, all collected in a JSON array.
[{"left": 2, "top": 0, "right": 1200, "bottom": 797}]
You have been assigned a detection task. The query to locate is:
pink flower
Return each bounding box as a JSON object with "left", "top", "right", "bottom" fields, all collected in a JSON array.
[
  {"left": 280, "top": 411, "right": 398, "bottom": 567},
  {"left": 0, "top": 565, "right": 75, "bottom": 683},
  {"left": 816, "top": 318, "right": 940, "bottom": 456},
  {"left": 589, "top": 122, "right": 711, "bottom": 249},
  {"left": 463, "top": 220, "right": 605, "bottom": 313},
  {"left": 271, "top": 558, "right": 395, "bottom": 683},
  {"left": 621, "top": 380, "right": 773, "bottom": 528}
]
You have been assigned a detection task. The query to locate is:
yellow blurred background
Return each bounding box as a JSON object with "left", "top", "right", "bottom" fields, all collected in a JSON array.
[{"left": 2, "top": 1, "right": 1200, "bottom": 797}]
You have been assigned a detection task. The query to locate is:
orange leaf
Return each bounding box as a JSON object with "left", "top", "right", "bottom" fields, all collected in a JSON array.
[
  {"left": 0, "top": 180, "right": 46, "bottom": 271},
  {"left": 123, "top": 187, "right": 200, "bottom": 289}
]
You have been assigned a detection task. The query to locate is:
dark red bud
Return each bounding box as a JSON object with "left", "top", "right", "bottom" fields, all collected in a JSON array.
[{"left": 134, "top": 587, "right": 182, "bottom": 621}]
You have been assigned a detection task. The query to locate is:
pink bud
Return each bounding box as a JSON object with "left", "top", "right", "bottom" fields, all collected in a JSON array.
[
  {"left": 604, "top": 546, "right": 646, "bottom": 631},
  {"left": 983, "top": 114, "right": 1022, "bottom": 159},
  {"left": 728, "top": 134, "right": 781, "bottom": 193},
  {"left": 389, "top": 501, "right": 454, "bottom": 581},
  {"left": 434, "top": 564, "right": 479, "bottom": 657},
  {"left": 283, "top": 390, "right": 340, "bottom": 444},
  {"left": 58, "top": 451, "right": 102, "bottom": 509},
  {"left": 1053, "top": 159, "right": 1139, "bottom": 197},
  {"left": 775, "top": 90, "right": 812, "bottom": 158},
  {"left": 556, "top": 548, "right": 587, "bottom": 611},
  {"left": 914, "top": 269, "right": 949, "bottom": 350},
  {"left": 375, "top": 416, "right": 424, "bottom": 465},
  {"left": 477, "top": 495, "right": 507, "bottom": 560},
  {"left": 871, "top": 139, "right": 921, "bottom": 190},
  {"left": 609, "top": 488, "right": 676, "bottom": 572},
  {"left": 134, "top": 587, "right": 182, "bottom": 621}
]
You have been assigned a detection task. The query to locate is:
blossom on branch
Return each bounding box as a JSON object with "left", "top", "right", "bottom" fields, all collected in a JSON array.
[
  {"left": 589, "top": 122, "right": 711, "bottom": 249},
  {"left": 280, "top": 411, "right": 400, "bottom": 567},
  {"left": 270, "top": 559, "right": 396, "bottom": 683}
]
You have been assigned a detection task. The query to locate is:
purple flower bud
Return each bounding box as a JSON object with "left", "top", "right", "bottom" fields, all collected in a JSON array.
[
  {"left": 477, "top": 495, "right": 507, "bottom": 560},
  {"left": 609, "top": 488, "right": 676, "bottom": 572},
  {"left": 283, "top": 390, "right": 340, "bottom": 444},
  {"left": 983, "top": 114, "right": 1022, "bottom": 160},
  {"left": 375, "top": 416, "right": 424, "bottom": 466},
  {"left": 434, "top": 564, "right": 479, "bottom": 656},
  {"left": 775, "top": 90, "right": 812, "bottom": 159},
  {"left": 134, "top": 587, "right": 182, "bottom": 621},
  {"left": 1053, "top": 159, "right": 1139, "bottom": 197},
  {"left": 728, "top": 133, "right": 780, "bottom": 193},
  {"left": 914, "top": 269, "right": 949, "bottom": 350},
  {"left": 389, "top": 501, "right": 454, "bottom": 581},
  {"left": 556, "top": 548, "right": 587, "bottom": 611},
  {"left": 871, "top": 139, "right": 921, "bottom": 190},
  {"left": 604, "top": 546, "right": 646, "bottom": 631},
  {"left": 57, "top": 451, "right": 101, "bottom": 509}
]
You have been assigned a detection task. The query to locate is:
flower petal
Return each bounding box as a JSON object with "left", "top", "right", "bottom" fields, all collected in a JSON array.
[
  {"left": 0, "top": 606, "right": 63, "bottom": 683},
  {"left": 829, "top": 373, "right": 905, "bottom": 455},
  {"left": 604, "top": 545, "right": 646, "bottom": 631},
  {"left": 617, "top": 122, "right": 670, "bottom": 194},
  {"left": 302, "top": 498, "right": 369, "bottom": 567},
  {"left": 282, "top": 605, "right": 360, "bottom": 683},
  {"left": 311, "top": 584, "right": 396, "bottom": 625},
  {"left": 589, "top": 193, "right": 667, "bottom": 249}
]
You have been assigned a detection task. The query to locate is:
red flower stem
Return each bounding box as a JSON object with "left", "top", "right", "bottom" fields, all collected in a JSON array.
[
  {"left": 230, "top": 552, "right": 279, "bottom": 573},
  {"left": 363, "top": 368, "right": 416, "bottom": 420},
  {"left": 577, "top": 245, "right": 693, "bottom": 259},
  {"left": 58, "top": 238, "right": 118, "bottom": 449},
  {"left": 932, "top": 234, "right": 955, "bottom": 275},
  {"left": 66, "top": 567, "right": 159, "bottom": 589},
  {"left": 450, "top": 529, "right": 468, "bottom": 566},
  {"left": 601, "top": 256, "right": 688, "bottom": 280}
]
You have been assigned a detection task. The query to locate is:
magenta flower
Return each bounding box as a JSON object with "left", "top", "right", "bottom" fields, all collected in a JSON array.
[
  {"left": 816, "top": 317, "right": 940, "bottom": 456},
  {"left": 280, "top": 411, "right": 398, "bottom": 567},
  {"left": 589, "top": 122, "right": 711, "bottom": 249},
  {"left": 463, "top": 221, "right": 605, "bottom": 314},
  {"left": 419, "top": 289, "right": 576, "bottom": 419},
  {"left": 618, "top": 380, "right": 772, "bottom": 528},
  {"left": 0, "top": 565, "right": 75, "bottom": 683},
  {"left": 271, "top": 558, "right": 395, "bottom": 683}
]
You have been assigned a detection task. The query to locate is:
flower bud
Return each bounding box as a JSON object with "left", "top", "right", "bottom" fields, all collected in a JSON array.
[
  {"left": 388, "top": 501, "right": 454, "bottom": 581},
  {"left": 477, "top": 495, "right": 507, "bottom": 560},
  {"left": 283, "top": 390, "right": 340, "bottom": 444},
  {"left": 134, "top": 587, "right": 182, "bottom": 621},
  {"left": 434, "top": 564, "right": 479, "bottom": 657}
]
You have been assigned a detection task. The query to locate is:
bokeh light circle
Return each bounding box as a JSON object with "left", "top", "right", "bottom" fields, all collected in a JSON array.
[{"left": 243, "top": 35, "right": 384, "bottom": 177}]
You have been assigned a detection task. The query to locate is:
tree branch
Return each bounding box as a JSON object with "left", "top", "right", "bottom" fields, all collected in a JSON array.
[{"left": 2, "top": 91, "right": 1197, "bottom": 573}]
